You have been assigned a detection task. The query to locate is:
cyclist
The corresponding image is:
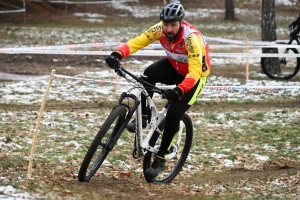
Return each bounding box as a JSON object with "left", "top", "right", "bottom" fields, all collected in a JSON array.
[
  {"left": 105, "top": 2, "right": 211, "bottom": 177},
  {"left": 289, "top": 14, "right": 300, "bottom": 37}
]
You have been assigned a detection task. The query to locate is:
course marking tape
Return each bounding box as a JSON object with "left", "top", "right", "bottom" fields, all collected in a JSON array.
[
  {"left": 0, "top": 9, "right": 25, "bottom": 14},
  {"left": 53, "top": 74, "right": 131, "bottom": 86},
  {"left": 205, "top": 36, "right": 296, "bottom": 47},
  {"left": 0, "top": 42, "right": 120, "bottom": 51},
  {"left": 204, "top": 86, "right": 300, "bottom": 91},
  {"left": 0, "top": 72, "right": 49, "bottom": 81},
  {"left": 1, "top": 72, "right": 299, "bottom": 91},
  {"left": 52, "top": 74, "right": 300, "bottom": 91},
  {"left": 1, "top": 49, "right": 300, "bottom": 58},
  {"left": 1, "top": 41, "right": 299, "bottom": 52},
  {"left": 210, "top": 52, "right": 300, "bottom": 58}
]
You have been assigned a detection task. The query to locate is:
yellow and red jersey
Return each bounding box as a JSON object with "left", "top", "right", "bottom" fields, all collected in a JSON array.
[{"left": 116, "top": 20, "right": 211, "bottom": 94}]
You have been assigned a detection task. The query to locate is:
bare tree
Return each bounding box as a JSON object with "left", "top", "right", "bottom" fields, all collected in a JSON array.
[
  {"left": 261, "top": 0, "right": 280, "bottom": 74},
  {"left": 261, "top": 0, "right": 277, "bottom": 41},
  {"left": 224, "top": 0, "right": 235, "bottom": 20}
]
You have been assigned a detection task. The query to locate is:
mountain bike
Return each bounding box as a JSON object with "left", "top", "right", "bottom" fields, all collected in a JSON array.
[
  {"left": 78, "top": 66, "right": 193, "bottom": 184},
  {"left": 261, "top": 28, "right": 300, "bottom": 80}
]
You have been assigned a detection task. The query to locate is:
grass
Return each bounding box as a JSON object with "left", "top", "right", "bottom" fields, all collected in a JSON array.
[{"left": 1, "top": 2, "right": 300, "bottom": 199}]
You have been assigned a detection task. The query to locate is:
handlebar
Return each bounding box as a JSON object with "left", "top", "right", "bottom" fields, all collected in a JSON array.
[{"left": 114, "top": 66, "right": 166, "bottom": 95}]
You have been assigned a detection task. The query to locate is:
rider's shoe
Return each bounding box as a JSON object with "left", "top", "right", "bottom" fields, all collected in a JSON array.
[
  {"left": 144, "top": 156, "right": 166, "bottom": 177},
  {"left": 126, "top": 116, "right": 147, "bottom": 133}
]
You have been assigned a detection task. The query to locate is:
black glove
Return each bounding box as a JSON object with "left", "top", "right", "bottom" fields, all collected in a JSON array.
[
  {"left": 105, "top": 52, "right": 122, "bottom": 69},
  {"left": 289, "top": 24, "right": 294, "bottom": 29},
  {"left": 164, "top": 87, "right": 183, "bottom": 100}
]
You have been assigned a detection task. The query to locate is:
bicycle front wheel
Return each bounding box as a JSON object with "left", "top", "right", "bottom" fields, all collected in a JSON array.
[
  {"left": 143, "top": 113, "right": 193, "bottom": 184},
  {"left": 261, "top": 43, "right": 300, "bottom": 80},
  {"left": 78, "top": 105, "right": 128, "bottom": 182}
]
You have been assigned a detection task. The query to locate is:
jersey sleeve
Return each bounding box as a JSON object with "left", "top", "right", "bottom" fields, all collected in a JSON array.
[
  {"left": 117, "top": 22, "right": 163, "bottom": 58},
  {"left": 178, "top": 33, "right": 205, "bottom": 93}
]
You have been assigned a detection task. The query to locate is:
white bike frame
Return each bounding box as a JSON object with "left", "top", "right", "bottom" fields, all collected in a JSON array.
[
  {"left": 116, "top": 67, "right": 183, "bottom": 160},
  {"left": 128, "top": 82, "right": 184, "bottom": 160},
  {"left": 128, "top": 82, "right": 167, "bottom": 157}
]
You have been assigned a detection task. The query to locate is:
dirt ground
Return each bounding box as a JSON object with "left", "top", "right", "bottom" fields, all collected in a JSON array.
[
  {"left": 57, "top": 166, "right": 299, "bottom": 199},
  {"left": 1, "top": 1, "right": 300, "bottom": 199}
]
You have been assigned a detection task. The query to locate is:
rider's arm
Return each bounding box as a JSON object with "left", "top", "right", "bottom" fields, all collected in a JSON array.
[
  {"left": 115, "top": 22, "right": 163, "bottom": 58},
  {"left": 290, "top": 14, "right": 300, "bottom": 27},
  {"left": 177, "top": 33, "right": 210, "bottom": 94}
]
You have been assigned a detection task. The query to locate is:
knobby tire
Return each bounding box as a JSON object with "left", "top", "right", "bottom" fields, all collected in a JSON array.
[
  {"left": 143, "top": 113, "right": 193, "bottom": 184},
  {"left": 78, "top": 105, "right": 128, "bottom": 182},
  {"left": 261, "top": 42, "right": 300, "bottom": 80}
]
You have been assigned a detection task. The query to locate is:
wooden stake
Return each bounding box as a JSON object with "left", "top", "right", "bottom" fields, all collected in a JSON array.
[
  {"left": 246, "top": 39, "right": 249, "bottom": 81},
  {"left": 27, "top": 70, "right": 56, "bottom": 179}
]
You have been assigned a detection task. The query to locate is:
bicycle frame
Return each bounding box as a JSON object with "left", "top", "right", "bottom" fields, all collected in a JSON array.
[
  {"left": 78, "top": 66, "right": 194, "bottom": 183},
  {"left": 113, "top": 67, "right": 170, "bottom": 158},
  {"left": 133, "top": 83, "right": 167, "bottom": 157}
]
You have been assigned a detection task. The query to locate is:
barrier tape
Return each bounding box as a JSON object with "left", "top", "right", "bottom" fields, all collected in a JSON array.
[
  {"left": 1, "top": 72, "right": 299, "bottom": 91},
  {"left": 0, "top": 9, "right": 25, "bottom": 14},
  {"left": 210, "top": 52, "right": 300, "bottom": 58},
  {"left": 205, "top": 36, "right": 299, "bottom": 47},
  {"left": 53, "top": 74, "right": 131, "bottom": 86},
  {"left": 0, "top": 41, "right": 299, "bottom": 51},
  {"left": 204, "top": 86, "right": 300, "bottom": 91},
  {"left": 53, "top": 74, "right": 300, "bottom": 91},
  {"left": 1, "top": 48, "right": 300, "bottom": 58},
  {"left": 0, "top": 42, "right": 120, "bottom": 51},
  {"left": 0, "top": 72, "right": 49, "bottom": 81}
]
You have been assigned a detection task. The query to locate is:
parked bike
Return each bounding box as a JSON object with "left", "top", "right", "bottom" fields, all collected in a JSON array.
[{"left": 261, "top": 28, "right": 300, "bottom": 80}]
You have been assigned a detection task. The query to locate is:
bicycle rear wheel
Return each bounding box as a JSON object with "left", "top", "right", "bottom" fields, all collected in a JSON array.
[
  {"left": 143, "top": 113, "right": 193, "bottom": 184},
  {"left": 261, "top": 43, "right": 300, "bottom": 80},
  {"left": 78, "top": 105, "right": 128, "bottom": 182}
]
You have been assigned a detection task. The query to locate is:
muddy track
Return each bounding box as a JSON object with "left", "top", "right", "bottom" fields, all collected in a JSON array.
[{"left": 60, "top": 166, "right": 300, "bottom": 200}]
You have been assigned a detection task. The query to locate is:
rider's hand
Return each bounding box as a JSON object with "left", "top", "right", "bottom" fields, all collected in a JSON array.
[
  {"left": 105, "top": 52, "right": 122, "bottom": 69},
  {"left": 164, "top": 87, "right": 183, "bottom": 100},
  {"left": 289, "top": 24, "right": 294, "bottom": 29}
]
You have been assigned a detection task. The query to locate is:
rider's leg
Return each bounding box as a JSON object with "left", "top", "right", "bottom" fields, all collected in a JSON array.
[
  {"left": 127, "top": 58, "right": 183, "bottom": 132},
  {"left": 156, "top": 101, "right": 191, "bottom": 158},
  {"left": 158, "top": 76, "right": 207, "bottom": 157},
  {"left": 141, "top": 58, "right": 185, "bottom": 113},
  {"left": 144, "top": 101, "right": 190, "bottom": 178},
  {"left": 145, "top": 77, "right": 207, "bottom": 177}
]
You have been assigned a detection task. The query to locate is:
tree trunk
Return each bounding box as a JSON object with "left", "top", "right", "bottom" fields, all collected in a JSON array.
[
  {"left": 261, "top": 0, "right": 277, "bottom": 41},
  {"left": 225, "top": 0, "right": 235, "bottom": 20},
  {"left": 261, "top": 0, "right": 280, "bottom": 74}
]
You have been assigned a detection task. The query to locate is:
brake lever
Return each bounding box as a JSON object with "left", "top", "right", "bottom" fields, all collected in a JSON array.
[{"left": 115, "top": 68, "right": 126, "bottom": 77}]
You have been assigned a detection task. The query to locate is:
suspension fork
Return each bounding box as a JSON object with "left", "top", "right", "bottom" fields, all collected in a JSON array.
[{"left": 107, "top": 92, "right": 140, "bottom": 151}]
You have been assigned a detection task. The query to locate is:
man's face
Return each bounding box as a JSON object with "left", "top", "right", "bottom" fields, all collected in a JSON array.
[{"left": 162, "top": 21, "right": 181, "bottom": 42}]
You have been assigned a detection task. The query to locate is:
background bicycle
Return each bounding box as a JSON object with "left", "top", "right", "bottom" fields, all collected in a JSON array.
[
  {"left": 78, "top": 66, "right": 193, "bottom": 184},
  {"left": 261, "top": 28, "right": 300, "bottom": 80}
]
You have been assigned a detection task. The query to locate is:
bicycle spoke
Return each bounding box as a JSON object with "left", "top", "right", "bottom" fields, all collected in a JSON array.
[
  {"left": 78, "top": 105, "right": 128, "bottom": 182},
  {"left": 143, "top": 114, "right": 193, "bottom": 184}
]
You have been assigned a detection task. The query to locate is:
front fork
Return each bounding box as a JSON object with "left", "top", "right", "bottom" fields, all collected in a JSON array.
[{"left": 108, "top": 92, "right": 139, "bottom": 151}]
